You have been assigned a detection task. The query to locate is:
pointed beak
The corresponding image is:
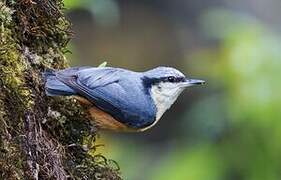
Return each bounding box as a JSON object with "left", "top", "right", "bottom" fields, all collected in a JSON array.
[
  {"left": 187, "top": 79, "right": 205, "bottom": 85},
  {"left": 180, "top": 78, "right": 205, "bottom": 88}
]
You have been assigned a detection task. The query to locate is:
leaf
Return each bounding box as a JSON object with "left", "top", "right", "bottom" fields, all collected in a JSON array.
[{"left": 98, "top": 61, "right": 107, "bottom": 67}]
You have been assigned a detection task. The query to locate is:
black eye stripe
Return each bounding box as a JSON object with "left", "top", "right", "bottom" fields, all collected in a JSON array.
[
  {"left": 168, "top": 76, "right": 175, "bottom": 82},
  {"left": 142, "top": 76, "right": 186, "bottom": 93},
  {"left": 164, "top": 76, "right": 185, "bottom": 83}
]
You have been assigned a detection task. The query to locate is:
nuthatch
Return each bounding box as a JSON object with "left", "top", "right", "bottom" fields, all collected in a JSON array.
[{"left": 44, "top": 66, "right": 205, "bottom": 132}]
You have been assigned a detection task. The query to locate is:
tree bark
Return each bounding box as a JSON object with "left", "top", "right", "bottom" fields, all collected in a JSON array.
[{"left": 0, "top": 1, "right": 121, "bottom": 179}]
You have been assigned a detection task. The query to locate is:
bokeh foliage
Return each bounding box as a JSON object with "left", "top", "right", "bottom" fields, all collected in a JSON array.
[
  {"left": 63, "top": 0, "right": 281, "bottom": 179},
  {"left": 152, "top": 9, "right": 281, "bottom": 180}
]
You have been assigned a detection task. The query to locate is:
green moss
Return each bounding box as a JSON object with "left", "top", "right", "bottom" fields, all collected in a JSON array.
[
  {"left": 0, "top": 0, "right": 121, "bottom": 179},
  {"left": 0, "top": 2, "right": 14, "bottom": 23},
  {"left": 0, "top": 3, "right": 32, "bottom": 178}
]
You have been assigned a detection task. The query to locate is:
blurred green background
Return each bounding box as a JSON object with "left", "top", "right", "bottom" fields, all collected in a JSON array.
[{"left": 64, "top": 0, "right": 281, "bottom": 179}]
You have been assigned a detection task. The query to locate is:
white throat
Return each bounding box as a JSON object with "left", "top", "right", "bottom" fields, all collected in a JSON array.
[{"left": 150, "top": 82, "right": 184, "bottom": 121}]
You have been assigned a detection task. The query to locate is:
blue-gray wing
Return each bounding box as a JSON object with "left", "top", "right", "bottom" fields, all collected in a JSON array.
[{"left": 56, "top": 67, "right": 156, "bottom": 128}]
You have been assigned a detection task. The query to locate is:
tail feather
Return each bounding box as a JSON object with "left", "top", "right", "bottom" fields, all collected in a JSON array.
[{"left": 43, "top": 69, "right": 76, "bottom": 96}]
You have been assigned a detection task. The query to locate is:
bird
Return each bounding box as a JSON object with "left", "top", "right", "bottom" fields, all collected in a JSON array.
[{"left": 44, "top": 66, "right": 205, "bottom": 132}]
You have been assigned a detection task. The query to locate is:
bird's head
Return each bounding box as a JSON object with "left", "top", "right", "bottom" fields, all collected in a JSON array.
[{"left": 143, "top": 66, "right": 205, "bottom": 121}]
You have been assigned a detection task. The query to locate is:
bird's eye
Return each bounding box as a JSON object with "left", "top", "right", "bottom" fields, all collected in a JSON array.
[{"left": 167, "top": 76, "right": 176, "bottom": 82}]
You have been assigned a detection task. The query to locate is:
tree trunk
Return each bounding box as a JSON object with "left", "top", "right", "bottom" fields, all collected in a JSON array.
[{"left": 0, "top": 1, "right": 121, "bottom": 179}]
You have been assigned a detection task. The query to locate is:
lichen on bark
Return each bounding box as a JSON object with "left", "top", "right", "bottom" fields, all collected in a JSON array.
[{"left": 0, "top": 1, "right": 121, "bottom": 179}]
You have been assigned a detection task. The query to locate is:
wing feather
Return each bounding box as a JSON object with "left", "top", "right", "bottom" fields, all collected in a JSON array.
[{"left": 56, "top": 67, "right": 156, "bottom": 128}]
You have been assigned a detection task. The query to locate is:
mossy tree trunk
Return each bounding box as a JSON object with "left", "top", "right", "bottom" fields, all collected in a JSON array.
[{"left": 0, "top": 1, "right": 121, "bottom": 179}]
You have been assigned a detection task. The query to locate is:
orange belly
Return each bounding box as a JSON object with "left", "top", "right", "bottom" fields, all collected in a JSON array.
[
  {"left": 74, "top": 96, "right": 138, "bottom": 132},
  {"left": 89, "top": 106, "right": 137, "bottom": 132}
]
